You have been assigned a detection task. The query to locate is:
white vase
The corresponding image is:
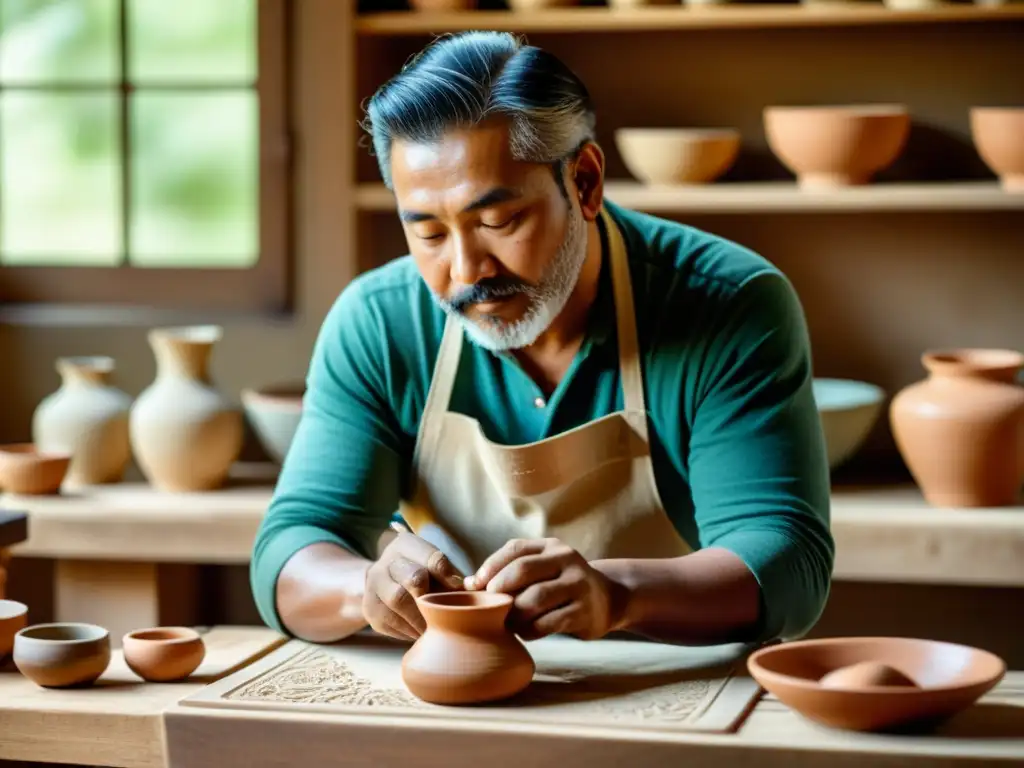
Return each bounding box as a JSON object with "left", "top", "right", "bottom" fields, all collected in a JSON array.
[
  {"left": 129, "top": 326, "right": 243, "bottom": 492},
  {"left": 32, "top": 356, "right": 132, "bottom": 485}
]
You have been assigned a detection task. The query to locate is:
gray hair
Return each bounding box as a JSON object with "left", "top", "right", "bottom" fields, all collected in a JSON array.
[{"left": 361, "top": 31, "right": 597, "bottom": 189}]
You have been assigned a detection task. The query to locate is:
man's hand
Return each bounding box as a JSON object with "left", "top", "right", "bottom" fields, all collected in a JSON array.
[
  {"left": 363, "top": 532, "right": 465, "bottom": 641},
  {"left": 463, "top": 538, "right": 628, "bottom": 641}
]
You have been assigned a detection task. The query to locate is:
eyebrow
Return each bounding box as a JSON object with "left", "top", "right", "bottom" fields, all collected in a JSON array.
[{"left": 398, "top": 186, "right": 523, "bottom": 224}]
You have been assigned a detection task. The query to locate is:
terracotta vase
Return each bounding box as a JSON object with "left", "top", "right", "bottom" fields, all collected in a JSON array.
[
  {"left": 129, "top": 326, "right": 243, "bottom": 492},
  {"left": 890, "top": 349, "right": 1024, "bottom": 507},
  {"left": 32, "top": 356, "right": 132, "bottom": 485},
  {"left": 401, "top": 592, "right": 535, "bottom": 704}
]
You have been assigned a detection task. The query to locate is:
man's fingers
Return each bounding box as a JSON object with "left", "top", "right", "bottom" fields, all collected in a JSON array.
[
  {"left": 519, "top": 602, "right": 583, "bottom": 642},
  {"left": 365, "top": 592, "right": 420, "bottom": 641},
  {"left": 396, "top": 534, "right": 465, "bottom": 590},
  {"left": 466, "top": 539, "right": 546, "bottom": 591},
  {"left": 486, "top": 553, "right": 563, "bottom": 595},
  {"left": 379, "top": 577, "right": 427, "bottom": 635},
  {"left": 512, "top": 575, "right": 581, "bottom": 624},
  {"left": 388, "top": 556, "right": 431, "bottom": 598}
]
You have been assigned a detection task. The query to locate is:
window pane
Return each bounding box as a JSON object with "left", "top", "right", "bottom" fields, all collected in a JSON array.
[
  {"left": 129, "top": 91, "right": 258, "bottom": 267},
  {"left": 0, "top": 0, "right": 119, "bottom": 84},
  {"left": 128, "top": 0, "right": 256, "bottom": 83},
  {"left": 1, "top": 92, "right": 121, "bottom": 264}
]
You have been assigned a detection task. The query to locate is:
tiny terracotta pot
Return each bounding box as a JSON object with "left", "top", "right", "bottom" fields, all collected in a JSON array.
[
  {"left": 402, "top": 592, "right": 535, "bottom": 705},
  {"left": 970, "top": 107, "right": 1024, "bottom": 192},
  {"left": 409, "top": 0, "right": 478, "bottom": 9},
  {"left": 122, "top": 627, "right": 206, "bottom": 682},
  {"left": 0, "top": 444, "right": 71, "bottom": 495},
  {"left": 763, "top": 104, "right": 911, "bottom": 188},
  {"left": 506, "top": 0, "right": 577, "bottom": 9},
  {"left": 615, "top": 128, "right": 740, "bottom": 185},
  {"left": 0, "top": 600, "right": 28, "bottom": 658},
  {"left": 748, "top": 637, "right": 1006, "bottom": 732},
  {"left": 13, "top": 622, "right": 111, "bottom": 688}
]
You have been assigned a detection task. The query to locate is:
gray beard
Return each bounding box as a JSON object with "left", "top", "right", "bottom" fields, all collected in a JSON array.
[{"left": 437, "top": 203, "right": 589, "bottom": 352}]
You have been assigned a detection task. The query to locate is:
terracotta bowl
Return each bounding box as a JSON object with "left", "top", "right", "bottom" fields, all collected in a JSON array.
[
  {"left": 0, "top": 600, "right": 28, "bottom": 658},
  {"left": 615, "top": 128, "right": 740, "bottom": 185},
  {"left": 409, "top": 0, "right": 478, "bottom": 10},
  {"left": 13, "top": 622, "right": 111, "bottom": 688},
  {"left": 812, "top": 378, "right": 885, "bottom": 470},
  {"left": 507, "top": 0, "right": 577, "bottom": 9},
  {"left": 0, "top": 443, "right": 71, "bottom": 495},
  {"left": 241, "top": 384, "right": 305, "bottom": 464},
  {"left": 748, "top": 637, "right": 1006, "bottom": 732},
  {"left": 763, "top": 105, "right": 911, "bottom": 188},
  {"left": 970, "top": 107, "right": 1024, "bottom": 192},
  {"left": 123, "top": 626, "right": 206, "bottom": 682}
]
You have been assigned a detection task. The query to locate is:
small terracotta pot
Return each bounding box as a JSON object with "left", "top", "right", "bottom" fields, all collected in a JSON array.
[
  {"left": 748, "top": 637, "right": 1006, "bottom": 732},
  {"left": 506, "top": 0, "right": 577, "bottom": 9},
  {"left": 0, "top": 444, "right": 71, "bottom": 495},
  {"left": 970, "top": 107, "right": 1024, "bottom": 192},
  {"left": 0, "top": 600, "right": 28, "bottom": 658},
  {"left": 615, "top": 128, "right": 740, "bottom": 185},
  {"left": 763, "top": 104, "right": 911, "bottom": 188},
  {"left": 402, "top": 592, "right": 535, "bottom": 704},
  {"left": 122, "top": 627, "right": 206, "bottom": 682},
  {"left": 890, "top": 349, "right": 1024, "bottom": 507},
  {"left": 13, "top": 622, "right": 111, "bottom": 688},
  {"left": 409, "top": 0, "right": 478, "bottom": 9}
]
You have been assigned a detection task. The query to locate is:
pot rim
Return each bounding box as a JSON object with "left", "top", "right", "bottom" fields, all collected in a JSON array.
[
  {"left": 123, "top": 626, "right": 203, "bottom": 645},
  {"left": 922, "top": 348, "right": 1024, "bottom": 376},
  {"left": 416, "top": 591, "right": 513, "bottom": 610},
  {"left": 15, "top": 622, "right": 109, "bottom": 644}
]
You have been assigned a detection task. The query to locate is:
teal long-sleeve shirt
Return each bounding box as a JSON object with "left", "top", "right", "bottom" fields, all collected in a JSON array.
[{"left": 250, "top": 200, "right": 835, "bottom": 642}]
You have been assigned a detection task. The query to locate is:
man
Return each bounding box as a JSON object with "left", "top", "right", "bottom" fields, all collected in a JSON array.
[{"left": 250, "top": 31, "right": 834, "bottom": 647}]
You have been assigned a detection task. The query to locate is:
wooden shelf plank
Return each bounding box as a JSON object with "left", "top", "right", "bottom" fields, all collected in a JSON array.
[
  {"left": 356, "top": 181, "right": 1023, "bottom": 214},
  {"left": 356, "top": 6, "right": 1024, "bottom": 35}
]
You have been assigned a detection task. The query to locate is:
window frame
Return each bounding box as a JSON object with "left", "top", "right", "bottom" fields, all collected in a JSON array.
[{"left": 0, "top": 0, "right": 293, "bottom": 314}]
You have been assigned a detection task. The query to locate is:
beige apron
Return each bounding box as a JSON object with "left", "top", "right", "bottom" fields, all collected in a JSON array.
[{"left": 398, "top": 208, "right": 692, "bottom": 576}]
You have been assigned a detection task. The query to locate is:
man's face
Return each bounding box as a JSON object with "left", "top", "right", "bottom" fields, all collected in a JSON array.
[{"left": 390, "top": 120, "right": 588, "bottom": 351}]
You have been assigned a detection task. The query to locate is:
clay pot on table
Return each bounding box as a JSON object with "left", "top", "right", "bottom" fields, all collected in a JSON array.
[
  {"left": 0, "top": 444, "right": 70, "bottom": 495},
  {"left": 402, "top": 592, "right": 535, "bottom": 704},
  {"left": 130, "top": 326, "right": 243, "bottom": 492},
  {"left": 763, "top": 104, "right": 910, "bottom": 188},
  {"left": 0, "top": 600, "right": 28, "bottom": 658},
  {"left": 123, "top": 627, "right": 206, "bottom": 682},
  {"left": 13, "top": 622, "right": 111, "bottom": 688},
  {"left": 32, "top": 356, "right": 132, "bottom": 486},
  {"left": 890, "top": 349, "right": 1024, "bottom": 507},
  {"left": 970, "top": 107, "right": 1024, "bottom": 193},
  {"left": 615, "top": 128, "right": 740, "bottom": 185}
]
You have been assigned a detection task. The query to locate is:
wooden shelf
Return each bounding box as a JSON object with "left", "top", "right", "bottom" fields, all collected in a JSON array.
[
  {"left": 356, "top": 181, "right": 1023, "bottom": 214},
  {"left": 356, "top": 6, "right": 1024, "bottom": 35}
]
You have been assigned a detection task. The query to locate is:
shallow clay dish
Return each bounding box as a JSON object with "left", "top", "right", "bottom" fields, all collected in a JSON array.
[
  {"left": 241, "top": 384, "right": 305, "bottom": 464},
  {"left": 763, "top": 104, "right": 911, "bottom": 188},
  {"left": 748, "top": 637, "right": 1006, "bottom": 732},
  {"left": 0, "top": 443, "right": 70, "bottom": 495},
  {"left": 970, "top": 107, "right": 1024, "bottom": 192},
  {"left": 13, "top": 622, "right": 111, "bottom": 688},
  {"left": 615, "top": 128, "right": 740, "bottom": 185},
  {"left": 123, "top": 626, "right": 206, "bottom": 682},
  {"left": 0, "top": 599, "right": 28, "bottom": 658}
]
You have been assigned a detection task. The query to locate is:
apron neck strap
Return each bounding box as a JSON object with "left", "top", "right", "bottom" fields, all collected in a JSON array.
[{"left": 430, "top": 206, "right": 647, "bottom": 415}]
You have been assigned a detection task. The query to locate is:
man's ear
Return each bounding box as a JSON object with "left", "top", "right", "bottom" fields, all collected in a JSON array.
[{"left": 571, "top": 141, "right": 605, "bottom": 221}]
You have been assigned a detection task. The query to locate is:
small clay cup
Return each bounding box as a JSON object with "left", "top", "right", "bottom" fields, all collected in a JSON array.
[
  {"left": 13, "top": 622, "right": 111, "bottom": 688},
  {"left": 0, "top": 600, "right": 29, "bottom": 658},
  {"left": 0, "top": 443, "right": 70, "bottom": 495},
  {"left": 970, "top": 107, "right": 1024, "bottom": 192},
  {"left": 748, "top": 637, "right": 1006, "bottom": 732},
  {"left": 122, "top": 627, "right": 206, "bottom": 682},
  {"left": 402, "top": 591, "right": 535, "bottom": 705}
]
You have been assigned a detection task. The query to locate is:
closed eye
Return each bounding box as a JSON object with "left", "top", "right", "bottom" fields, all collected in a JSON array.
[{"left": 481, "top": 212, "right": 521, "bottom": 231}]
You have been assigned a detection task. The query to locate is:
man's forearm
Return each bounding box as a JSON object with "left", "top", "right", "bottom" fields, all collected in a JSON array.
[{"left": 593, "top": 547, "right": 763, "bottom": 646}]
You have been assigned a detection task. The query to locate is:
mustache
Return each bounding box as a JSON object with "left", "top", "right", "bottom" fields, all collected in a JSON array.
[{"left": 445, "top": 278, "right": 530, "bottom": 312}]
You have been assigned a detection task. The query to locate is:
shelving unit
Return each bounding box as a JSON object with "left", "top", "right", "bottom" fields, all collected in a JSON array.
[{"left": 356, "top": 6, "right": 1024, "bottom": 35}]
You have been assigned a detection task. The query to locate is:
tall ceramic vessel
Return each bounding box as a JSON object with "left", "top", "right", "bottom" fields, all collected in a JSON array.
[
  {"left": 890, "top": 349, "right": 1024, "bottom": 507},
  {"left": 32, "top": 356, "right": 132, "bottom": 485},
  {"left": 402, "top": 592, "right": 535, "bottom": 704},
  {"left": 129, "top": 326, "right": 243, "bottom": 492}
]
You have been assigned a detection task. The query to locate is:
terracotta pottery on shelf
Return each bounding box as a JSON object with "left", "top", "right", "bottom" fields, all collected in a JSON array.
[
  {"left": 409, "top": 0, "right": 477, "bottom": 10},
  {"left": 13, "top": 622, "right": 111, "bottom": 688},
  {"left": 0, "top": 600, "right": 28, "bottom": 658},
  {"left": 763, "top": 104, "right": 911, "bottom": 188},
  {"left": 129, "top": 326, "right": 243, "bottom": 492},
  {"left": 32, "top": 356, "right": 132, "bottom": 486},
  {"left": 0, "top": 444, "right": 71, "bottom": 495},
  {"left": 122, "top": 627, "right": 206, "bottom": 682},
  {"left": 506, "top": 0, "right": 577, "bottom": 10},
  {"left": 401, "top": 592, "right": 535, "bottom": 705},
  {"left": 615, "top": 128, "right": 740, "bottom": 185},
  {"left": 970, "top": 107, "right": 1024, "bottom": 192},
  {"left": 747, "top": 637, "right": 1006, "bottom": 733},
  {"left": 890, "top": 349, "right": 1024, "bottom": 508},
  {"left": 609, "top": 0, "right": 677, "bottom": 7},
  {"left": 241, "top": 384, "right": 305, "bottom": 464}
]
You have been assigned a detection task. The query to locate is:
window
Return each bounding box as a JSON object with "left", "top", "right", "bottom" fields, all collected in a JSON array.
[{"left": 0, "top": 0, "right": 291, "bottom": 313}]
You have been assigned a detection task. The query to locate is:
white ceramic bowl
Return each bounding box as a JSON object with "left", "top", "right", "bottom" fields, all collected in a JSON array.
[
  {"left": 241, "top": 384, "right": 304, "bottom": 464},
  {"left": 812, "top": 378, "right": 886, "bottom": 469}
]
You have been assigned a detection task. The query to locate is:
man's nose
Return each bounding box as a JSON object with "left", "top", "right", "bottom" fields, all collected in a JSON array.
[{"left": 449, "top": 231, "right": 494, "bottom": 285}]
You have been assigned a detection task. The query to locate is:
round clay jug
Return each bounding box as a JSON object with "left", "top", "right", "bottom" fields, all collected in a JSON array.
[
  {"left": 890, "top": 349, "right": 1024, "bottom": 507},
  {"left": 401, "top": 592, "right": 535, "bottom": 705},
  {"left": 129, "top": 326, "right": 243, "bottom": 491},
  {"left": 32, "top": 356, "right": 132, "bottom": 485}
]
